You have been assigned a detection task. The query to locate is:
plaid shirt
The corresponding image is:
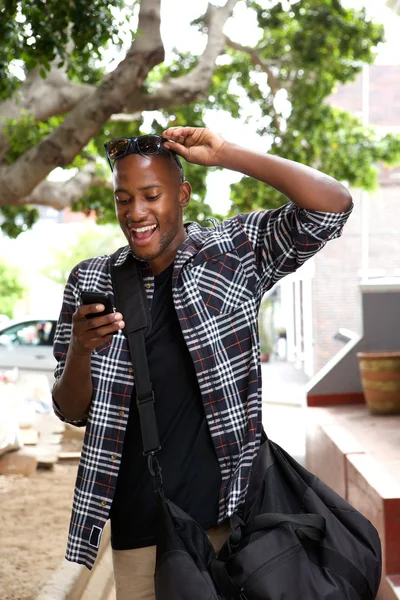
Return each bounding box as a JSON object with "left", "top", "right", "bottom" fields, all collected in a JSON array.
[{"left": 53, "top": 201, "right": 352, "bottom": 569}]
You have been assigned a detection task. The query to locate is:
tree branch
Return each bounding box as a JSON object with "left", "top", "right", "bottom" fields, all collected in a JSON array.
[
  {"left": 0, "top": 68, "right": 94, "bottom": 124},
  {"left": 19, "top": 162, "right": 98, "bottom": 210},
  {"left": 0, "top": 0, "right": 241, "bottom": 210},
  {"left": 125, "top": 0, "right": 239, "bottom": 113},
  {"left": 0, "top": 68, "right": 94, "bottom": 161},
  {"left": 0, "top": 0, "right": 164, "bottom": 208},
  {"left": 225, "top": 38, "right": 290, "bottom": 131},
  {"left": 110, "top": 112, "right": 142, "bottom": 122}
]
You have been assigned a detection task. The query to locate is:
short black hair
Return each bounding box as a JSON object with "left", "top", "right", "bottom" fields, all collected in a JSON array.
[{"left": 158, "top": 147, "right": 185, "bottom": 182}]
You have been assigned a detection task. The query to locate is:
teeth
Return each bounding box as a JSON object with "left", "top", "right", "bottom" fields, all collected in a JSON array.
[{"left": 133, "top": 224, "right": 157, "bottom": 233}]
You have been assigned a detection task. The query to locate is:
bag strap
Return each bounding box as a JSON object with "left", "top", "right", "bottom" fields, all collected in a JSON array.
[
  {"left": 244, "top": 512, "right": 326, "bottom": 542},
  {"left": 110, "top": 250, "right": 161, "bottom": 459}
]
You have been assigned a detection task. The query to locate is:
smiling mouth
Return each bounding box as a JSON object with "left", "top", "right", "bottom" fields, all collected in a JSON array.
[{"left": 129, "top": 224, "right": 158, "bottom": 245}]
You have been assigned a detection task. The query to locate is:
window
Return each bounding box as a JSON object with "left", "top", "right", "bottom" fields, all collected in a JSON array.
[{"left": 0, "top": 321, "right": 55, "bottom": 347}]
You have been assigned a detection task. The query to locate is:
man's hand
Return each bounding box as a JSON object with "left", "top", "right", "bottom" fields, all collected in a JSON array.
[
  {"left": 162, "top": 127, "right": 227, "bottom": 167},
  {"left": 71, "top": 304, "right": 125, "bottom": 356}
]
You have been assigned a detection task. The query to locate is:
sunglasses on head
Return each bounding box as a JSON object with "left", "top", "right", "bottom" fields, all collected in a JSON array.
[{"left": 104, "top": 134, "right": 184, "bottom": 181}]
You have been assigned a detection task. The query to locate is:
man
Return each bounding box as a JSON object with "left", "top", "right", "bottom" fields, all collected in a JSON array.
[{"left": 53, "top": 126, "right": 353, "bottom": 599}]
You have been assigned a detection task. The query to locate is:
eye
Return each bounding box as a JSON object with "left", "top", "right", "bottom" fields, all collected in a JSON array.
[
  {"left": 115, "top": 196, "right": 130, "bottom": 205},
  {"left": 146, "top": 194, "right": 161, "bottom": 201}
]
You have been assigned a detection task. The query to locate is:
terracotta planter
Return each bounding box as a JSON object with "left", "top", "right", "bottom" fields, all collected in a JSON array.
[
  {"left": 260, "top": 352, "right": 270, "bottom": 363},
  {"left": 357, "top": 351, "right": 400, "bottom": 415}
]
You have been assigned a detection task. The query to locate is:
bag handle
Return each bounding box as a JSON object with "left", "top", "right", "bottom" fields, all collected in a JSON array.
[
  {"left": 111, "top": 251, "right": 161, "bottom": 459},
  {"left": 244, "top": 512, "right": 326, "bottom": 542}
]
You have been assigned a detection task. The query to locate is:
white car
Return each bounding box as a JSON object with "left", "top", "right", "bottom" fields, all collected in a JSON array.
[{"left": 0, "top": 317, "right": 58, "bottom": 386}]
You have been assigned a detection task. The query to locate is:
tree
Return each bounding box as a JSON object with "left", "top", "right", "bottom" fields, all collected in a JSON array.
[
  {"left": 0, "top": 261, "right": 25, "bottom": 318},
  {"left": 1, "top": 0, "right": 400, "bottom": 237},
  {"left": 41, "top": 224, "right": 125, "bottom": 286}
]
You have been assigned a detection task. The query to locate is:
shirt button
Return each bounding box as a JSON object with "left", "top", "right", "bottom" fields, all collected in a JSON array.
[
  {"left": 128, "top": 367, "right": 133, "bottom": 373},
  {"left": 111, "top": 454, "right": 117, "bottom": 461},
  {"left": 101, "top": 500, "right": 107, "bottom": 507},
  {"left": 145, "top": 283, "right": 151, "bottom": 289},
  {"left": 119, "top": 410, "right": 125, "bottom": 417}
]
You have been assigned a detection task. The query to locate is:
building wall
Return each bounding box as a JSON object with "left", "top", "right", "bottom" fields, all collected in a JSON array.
[
  {"left": 311, "top": 192, "right": 362, "bottom": 373},
  {"left": 368, "top": 185, "right": 400, "bottom": 273},
  {"left": 311, "top": 185, "right": 400, "bottom": 374},
  {"left": 303, "top": 64, "right": 400, "bottom": 375},
  {"left": 329, "top": 65, "right": 400, "bottom": 127}
]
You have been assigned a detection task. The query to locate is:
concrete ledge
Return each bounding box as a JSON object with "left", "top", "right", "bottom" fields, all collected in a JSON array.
[
  {"left": 386, "top": 576, "right": 400, "bottom": 600},
  {"left": 36, "top": 560, "right": 90, "bottom": 600},
  {"left": 307, "top": 392, "right": 365, "bottom": 407},
  {"left": 306, "top": 405, "right": 400, "bottom": 600},
  {"left": 306, "top": 409, "right": 365, "bottom": 499},
  {"left": 37, "top": 523, "right": 113, "bottom": 600},
  {"left": 347, "top": 453, "right": 400, "bottom": 577},
  {"left": 378, "top": 576, "right": 400, "bottom": 600}
]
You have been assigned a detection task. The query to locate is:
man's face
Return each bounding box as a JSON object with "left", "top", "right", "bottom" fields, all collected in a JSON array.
[{"left": 113, "top": 153, "right": 191, "bottom": 274}]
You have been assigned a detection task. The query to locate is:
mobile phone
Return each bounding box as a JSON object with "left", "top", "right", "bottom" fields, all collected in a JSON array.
[{"left": 81, "top": 291, "right": 115, "bottom": 320}]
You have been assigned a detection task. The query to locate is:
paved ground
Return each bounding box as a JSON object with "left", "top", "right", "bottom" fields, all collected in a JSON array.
[
  {"left": 261, "top": 359, "right": 309, "bottom": 466},
  {"left": 261, "top": 359, "right": 309, "bottom": 406}
]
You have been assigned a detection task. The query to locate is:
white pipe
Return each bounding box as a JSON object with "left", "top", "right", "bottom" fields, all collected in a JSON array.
[
  {"left": 361, "top": 63, "right": 370, "bottom": 280},
  {"left": 294, "top": 279, "right": 302, "bottom": 368},
  {"left": 303, "top": 276, "right": 314, "bottom": 377},
  {"left": 283, "top": 280, "right": 296, "bottom": 362}
]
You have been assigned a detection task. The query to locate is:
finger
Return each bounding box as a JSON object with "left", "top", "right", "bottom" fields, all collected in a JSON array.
[
  {"left": 80, "top": 320, "right": 125, "bottom": 350},
  {"left": 164, "top": 133, "right": 187, "bottom": 146},
  {"left": 163, "top": 140, "right": 191, "bottom": 159},
  {"left": 162, "top": 126, "right": 196, "bottom": 141},
  {"left": 91, "top": 320, "right": 125, "bottom": 338},
  {"left": 77, "top": 303, "right": 105, "bottom": 319},
  {"left": 81, "top": 334, "right": 115, "bottom": 353},
  {"left": 85, "top": 312, "right": 124, "bottom": 331}
]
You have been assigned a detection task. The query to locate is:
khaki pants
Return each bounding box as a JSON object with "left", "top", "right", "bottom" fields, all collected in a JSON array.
[{"left": 112, "top": 522, "right": 231, "bottom": 600}]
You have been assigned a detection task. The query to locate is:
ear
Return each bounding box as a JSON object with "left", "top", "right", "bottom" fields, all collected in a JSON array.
[{"left": 179, "top": 181, "right": 191, "bottom": 208}]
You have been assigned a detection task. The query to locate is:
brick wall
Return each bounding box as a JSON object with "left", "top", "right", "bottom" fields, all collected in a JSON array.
[
  {"left": 311, "top": 187, "right": 400, "bottom": 374},
  {"left": 368, "top": 186, "right": 400, "bottom": 272},
  {"left": 308, "top": 65, "right": 400, "bottom": 374},
  {"left": 329, "top": 65, "right": 400, "bottom": 127},
  {"left": 312, "top": 192, "right": 361, "bottom": 372}
]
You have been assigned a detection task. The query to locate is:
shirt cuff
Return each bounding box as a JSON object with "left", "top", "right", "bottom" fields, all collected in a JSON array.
[
  {"left": 294, "top": 202, "right": 353, "bottom": 242},
  {"left": 52, "top": 396, "right": 88, "bottom": 428}
]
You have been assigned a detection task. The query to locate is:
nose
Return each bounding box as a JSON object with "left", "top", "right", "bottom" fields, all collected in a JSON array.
[{"left": 126, "top": 197, "right": 149, "bottom": 223}]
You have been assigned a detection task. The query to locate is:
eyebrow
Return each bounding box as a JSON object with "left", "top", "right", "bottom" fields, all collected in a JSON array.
[{"left": 114, "top": 185, "right": 163, "bottom": 194}]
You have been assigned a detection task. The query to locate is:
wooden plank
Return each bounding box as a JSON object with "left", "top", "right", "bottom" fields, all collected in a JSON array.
[
  {"left": 58, "top": 452, "right": 81, "bottom": 461},
  {"left": 24, "top": 443, "right": 61, "bottom": 469},
  {"left": 20, "top": 427, "right": 39, "bottom": 446},
  {"left": 40, "top": 434, "right": 63, "bottom": 445},
  {"left": 0, "top": 449, "right": 37, "bottom": 476}
]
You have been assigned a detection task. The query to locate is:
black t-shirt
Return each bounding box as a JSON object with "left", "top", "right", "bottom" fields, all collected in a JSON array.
[{"left": 110, "top": 263, "right": 221, "bottom": 550}]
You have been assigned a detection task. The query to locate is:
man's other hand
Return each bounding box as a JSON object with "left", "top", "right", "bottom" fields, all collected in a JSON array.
[{"left": 162, "top": 127, "right": 227, "bottom": 167}]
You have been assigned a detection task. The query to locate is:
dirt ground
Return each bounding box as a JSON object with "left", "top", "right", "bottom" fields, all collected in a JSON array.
[{"left": 0, "top": 442, "right": 81, "bottom": 600}]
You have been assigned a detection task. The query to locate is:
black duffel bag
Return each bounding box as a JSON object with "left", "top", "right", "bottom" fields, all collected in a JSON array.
[
  {"left": 152, "top": 435, "right": 381, "bottom": 600},
  {"left": 211, "top": 437, "right": 382, "bottom": 599},
  {"left": 112, "top": 253, "right": 382, "bottom": 600}
]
